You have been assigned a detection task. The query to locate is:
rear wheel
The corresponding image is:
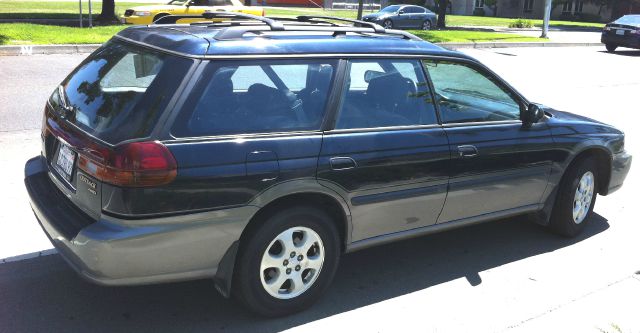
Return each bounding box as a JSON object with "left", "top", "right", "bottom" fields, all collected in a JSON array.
[
  {"left": 233, "top": 206, "right": 340, "bottom": 316},
  {"left": 605, "top": 43, "right": 618, "bottom": 52},
  {"left": 548, "top": 157, "right": 598, "bottom": 237},
  {"left": 422, "top": 20, "right": 432, "bottom": 30},
  {"left": 383, "top": 19, "right": 393, "bottom": 29}
]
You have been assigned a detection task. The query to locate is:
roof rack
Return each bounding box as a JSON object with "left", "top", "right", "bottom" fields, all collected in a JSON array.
[
  {"left": 153, "top": 12, "right": 284, "bottom": 31},
  {"left": 152, "top": 12, "right": 422, "bottom": 41}
]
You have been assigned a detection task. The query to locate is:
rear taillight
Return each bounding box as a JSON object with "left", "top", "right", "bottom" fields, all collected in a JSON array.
[
  {"left": 631, "top": 29, "right": 640, "bottom": 34},
  {"left": 78, "top": 141, "right": 177, "bottom": 187}
]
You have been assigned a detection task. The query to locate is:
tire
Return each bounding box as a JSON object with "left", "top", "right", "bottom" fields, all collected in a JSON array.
[
  {"left": 548, "top": 157, "right": 598, "bottom": 237},
  {"left": 605, "top": 43, "right": 618, "bottom": 52},
  {"left": 152, "top": 13, "right": 169, "bottom": 23},
  {"left": 422, "top": 20, "right": 432, "bottom": 30},
  {"left": 233, "top": 206, "right": 340, "bottom": 317},
  {"left": 383, "top": 19, "right": 393, "bottom": 29}
]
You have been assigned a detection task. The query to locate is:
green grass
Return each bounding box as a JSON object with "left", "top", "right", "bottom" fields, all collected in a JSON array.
[
  {"left": 265, "top": 7, "right": 604, "bottom": 28},
  {"left": 0, "top": 23, "right": 125, "bottom": 44},
  {"left": 411, "top": 30, "right": 544, "bottom": 43},
  {"left": 0, "top": 22, "right": 543, "bottom": 45},
  {"left": 0, "top": 1, "right": 604, "bottom": 28},
  {"left": 0, "top": 0, "right": 148, "bottom": 19}
]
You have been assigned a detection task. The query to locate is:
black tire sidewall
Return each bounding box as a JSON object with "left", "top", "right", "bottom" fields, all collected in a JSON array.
[
  {"left": 234, "top": 206, "right": 340, "bottom": 317},
  {"left": 606, "top": 44, "right": 617, "bottom": 52},
  {"left": 550, "top": 158, "right": 598, "bottom": 237}
]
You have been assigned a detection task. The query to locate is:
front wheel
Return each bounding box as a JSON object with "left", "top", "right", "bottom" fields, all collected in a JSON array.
[
  {"left": 422, "top": 20, "right": 432, "bottom": 30},
  {"left": 605, "top": 43, "right": 618, "bottom": 52},
  {"left": 383, "top": 19, "right": 393, "bottom": 29},
  {"left": 548, "top": 157, "right": 598, "bottom": 237},
  {"left": 233, "top": 206, "right": 340, "bottom": 316}
]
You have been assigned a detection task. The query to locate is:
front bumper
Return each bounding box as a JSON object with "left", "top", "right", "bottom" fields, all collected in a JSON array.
[
  {"left": 605, "top": 150, "right": 632, "bottom": 195},
  {"left": 25, "top": 155, "right": 257, "bottom": 286}
]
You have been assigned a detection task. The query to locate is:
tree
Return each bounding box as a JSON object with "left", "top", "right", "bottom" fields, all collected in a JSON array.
[
  {"left": 98, "top": 0, "right": 118, "bottom": 22},
  {"left": 484, "top": 0, "right": 498, "bottom": 16},
  {"left": 357, "top": 0, "right": 364, "bottom": 19},
  {"left": 436, "top": 0, "right": 447, "bottom": 28}
]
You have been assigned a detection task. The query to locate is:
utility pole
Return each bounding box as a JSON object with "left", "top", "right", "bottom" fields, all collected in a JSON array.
[
  {"left": 541, "top": 0, "right": 551, "bottom": 38},
  {"left": 357, "top": 0, "right": 364, "bottom": 20},
  {"left": 79, "top": 0, "right": 83, "bottom": 28}
]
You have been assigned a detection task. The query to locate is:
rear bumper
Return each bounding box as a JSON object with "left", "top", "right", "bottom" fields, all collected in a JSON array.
[
  {"left": 605, "top": 150, "right": 632, "bottom": 195},
  {"left": 601, "top": 33, "right": 640, "bottom": 49},
  {"left": 25, "top": 155, "right": 257, "bottom": 286}
]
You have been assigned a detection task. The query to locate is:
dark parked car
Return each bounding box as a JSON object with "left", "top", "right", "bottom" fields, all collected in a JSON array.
[
  {"left": 602, "top": 15, "right": 640, "bottom": 52},
  {"left": 25, "top": 13, "right": 631, "bottom": 317},
  {"left": 362, "top": 5, "right": 436, "bottom": 30}
]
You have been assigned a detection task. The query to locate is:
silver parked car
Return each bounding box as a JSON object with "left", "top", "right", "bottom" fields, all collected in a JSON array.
[{"left": 362, "top": 5, "right": 437, "bottom": 30}]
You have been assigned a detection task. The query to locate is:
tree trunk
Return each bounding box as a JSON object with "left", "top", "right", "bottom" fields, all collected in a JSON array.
[
  {"left": 357, "top": 0, "right": 364, "bottom": 20},
  {"left": 98, "top": 0, "right": 118, "bottom": 22},
  {"left": 436, "top": 0, "right": 446, "bottom": 28}
]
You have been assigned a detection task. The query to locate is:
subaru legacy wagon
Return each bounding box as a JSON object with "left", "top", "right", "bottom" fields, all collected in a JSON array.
[{"left": 25, "top": 13, "right": 631, "bottom": 316}]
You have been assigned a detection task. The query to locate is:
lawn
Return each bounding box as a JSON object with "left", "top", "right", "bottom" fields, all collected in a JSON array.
[
  {"left": 0, "top": 23, "right": 125, "bottom": 44},
  {"left": 267, "top": 8, "right": 604, "bottom": 28},
  {"left": 0, "top": 22, "right": 544, "bottom": 45},
  {"left": 411, "top": 30, "right": 544, "bottom": 43},
  {"left": 0, "top": 1, "right": 604, "bottom": 28},
  {"left": 0, "top": 0, "right": 146, "bottom": 19}
]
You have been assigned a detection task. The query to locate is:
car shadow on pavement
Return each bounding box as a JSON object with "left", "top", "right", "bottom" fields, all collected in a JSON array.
[
  {"left": 598, "top": 50, "right": 640, "bottom": 57},
  {"left": 0, "top": 213, "right": 609, "bottom": 333}
]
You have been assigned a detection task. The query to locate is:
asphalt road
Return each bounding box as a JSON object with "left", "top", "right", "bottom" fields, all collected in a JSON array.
[{"left": 0, "top": 47, "right": 639, "bottom": 332}]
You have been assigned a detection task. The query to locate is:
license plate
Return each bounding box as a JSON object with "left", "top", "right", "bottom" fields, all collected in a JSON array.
[
  {"left": 55, "top": 142, "right": 76, "bottom": 181},
  {"left": 616, "top": 29, "right": 625, "bottom": 35}
]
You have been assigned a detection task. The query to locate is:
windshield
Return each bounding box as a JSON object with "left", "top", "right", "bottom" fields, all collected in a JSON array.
[
  {"left": 51, "top": 40, "right": 193, "bottom": 144},
  {"left": 380, "top": 5, "right": 400, "bottom": 13},
  {"left": 615, "top": 15, "right": 640, "bottom": 25}
]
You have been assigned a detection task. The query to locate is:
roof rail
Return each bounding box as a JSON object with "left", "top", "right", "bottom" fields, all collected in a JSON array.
[
  {"left": 296, "top": 15, "right": 385, "bottom": 33},
  {"left": 152, "top": 12, "right": 422, "bottom": 41},
  {"left": 153, "top": 12, "right": 284, "bottom": 31}
]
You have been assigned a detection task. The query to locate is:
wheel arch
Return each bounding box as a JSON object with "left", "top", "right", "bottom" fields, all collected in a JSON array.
[
  {"left": 214, "top": 181, "right": 352, "bottom": 298},
  {"left": 535, "top": 145, "right": 612, "bottom": 226}
]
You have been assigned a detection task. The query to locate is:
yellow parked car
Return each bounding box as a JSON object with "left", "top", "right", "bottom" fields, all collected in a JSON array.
[{"left": 122, "top": 0, "right": 264, "bottom": 25}]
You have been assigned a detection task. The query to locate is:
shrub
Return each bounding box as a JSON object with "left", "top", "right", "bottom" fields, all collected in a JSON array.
[
  {"left": 473, "top": 7, "right": 485, "bottom": 16},
  {"left": 509, "top": 18, "right": 534, "bottom": 28}
]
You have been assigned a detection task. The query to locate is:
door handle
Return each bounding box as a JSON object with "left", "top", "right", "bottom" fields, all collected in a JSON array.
[
  {"left": 330, "top": 157, "right": 357, "bottom": 170},
  {"left": 457, "top": 145, "right": 478, "bottom": 158}
]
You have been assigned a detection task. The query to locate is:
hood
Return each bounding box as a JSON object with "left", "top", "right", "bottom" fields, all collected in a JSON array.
[
  {"left": 363, "top": 12, "right": 394, "bottom": 19},
  {"left": 545, "top": 108, "right": 603, "bottom": 124},
  {"left": 545, "top": 107, "right": 623, "bottom": 135},
  {"left": 127, "top": 4, "right": 182, "bottom": 12}
]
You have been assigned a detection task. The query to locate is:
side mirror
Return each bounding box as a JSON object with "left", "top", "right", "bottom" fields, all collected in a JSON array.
[
  {"left": 522, "top": 103, "right": 544, "bottom": 125},
  {"left": 398, "top": 10, "right": 405, "bottom": 14},
  {"left": 186, "top": 0, "right": 196, "bottom": 6}
]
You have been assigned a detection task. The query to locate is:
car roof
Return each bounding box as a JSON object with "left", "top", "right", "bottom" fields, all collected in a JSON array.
[{"left": 116, "top": 22, "right": 471, "bottom": 60}]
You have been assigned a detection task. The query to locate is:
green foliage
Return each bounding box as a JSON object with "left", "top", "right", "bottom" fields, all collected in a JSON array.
[
  {"left": 410, "top": 30, "right": 545, "bottom": 43},
  {"left": 508, "top": 18, "right": 534, "bottom": 28},
  {"left": 0, "top": 23, "right": 125, "bottom": 45}
]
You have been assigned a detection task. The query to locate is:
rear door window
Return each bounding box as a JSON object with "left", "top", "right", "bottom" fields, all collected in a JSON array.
[
  {"left": 172, "top": 60, "right": 336, "bottom": 137},
  {"left": 334, "top": 59, "right": 438, "bottom": 129}
]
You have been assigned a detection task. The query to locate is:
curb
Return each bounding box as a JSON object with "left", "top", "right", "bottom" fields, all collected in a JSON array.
[
  {"left": 439, "top": 41, "right": 603, "bottom": 49},
  {"left": 0, "top": 44, "right": 102, "bottom": 56},
  {"left": 0, "top": 41, "right": 604, "bottom": 56}
]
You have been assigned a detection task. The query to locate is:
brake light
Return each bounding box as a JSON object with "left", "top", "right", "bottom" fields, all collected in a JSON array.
[{"left": 78, "top": 141, "right": 177, "bottom": 187}]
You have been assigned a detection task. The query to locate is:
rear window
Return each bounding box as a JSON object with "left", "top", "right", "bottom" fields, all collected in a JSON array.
[
  {"left": 51, "top": 40, "right": 193, "bottom": 144},
  {"left": 172, "top": 60, "right": 336, "bottom": 137}
]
